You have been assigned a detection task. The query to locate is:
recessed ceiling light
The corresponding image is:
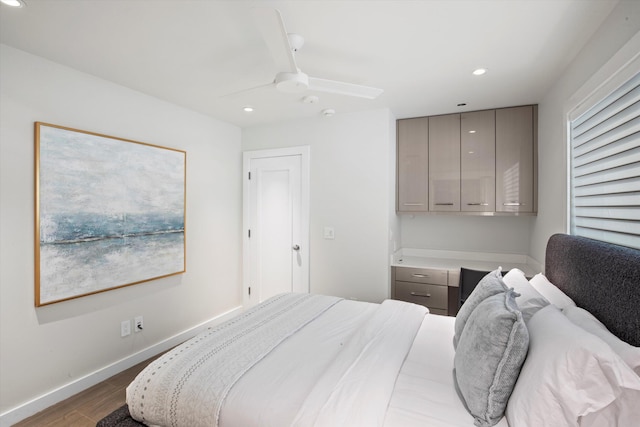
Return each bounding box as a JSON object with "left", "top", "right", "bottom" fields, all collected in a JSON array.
[
  {"left": 321, "top": 108, "right": 335, "bottom": 118},
  {"left": 468, "top": 130, "right": 477, "bottom": 134},
  {"left": 243, "top": 106, "right": 254, "bottom": 113},
  {"left": 473, "top": 68, "right": 487, "bottom": 76},
  {"left": 1, "top": 0, "right": 26, "bottom": 7}
]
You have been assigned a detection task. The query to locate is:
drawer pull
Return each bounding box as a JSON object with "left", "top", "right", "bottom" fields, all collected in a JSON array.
[
  {"left": 410, "top": 292, "right": 431, "bottom": 298},
  {"left": 403, "top": 203, "right": 424, "bottom": 206},
  {"left": 412, "top": 273, "right": 429, "bottom": 278},
  {"left": 503, "top": 202, "right": 525, "bottom": 206},
  {"left": 467, "top": 203, "right": 489, "bottom": 206},
  {"left": 435, "top": 203, "right": 454, "bottom": 206}
]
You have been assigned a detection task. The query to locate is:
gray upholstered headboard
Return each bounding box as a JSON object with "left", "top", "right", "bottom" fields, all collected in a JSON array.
[{"left": 545, "top": 233, "right": 640, "bottom": 347}]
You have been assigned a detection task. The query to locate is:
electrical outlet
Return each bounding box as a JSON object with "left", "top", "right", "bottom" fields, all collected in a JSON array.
[
  {"left": 134, "top": 315, "right": 144, "bottom": 332},
  {"left": 121, "top": 320, "right": 131, "bottom": 337}
]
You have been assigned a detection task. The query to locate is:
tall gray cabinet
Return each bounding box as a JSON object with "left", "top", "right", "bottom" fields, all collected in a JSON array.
[
  {"left": 397, "top": 118, "right": 429, "bottom": 212},
  {"left": 429, "top": 114, "right": 461, "bottom": 212},
  {"left": 461, "top": 110, "right": 496, "bottom": 212},
  {"left": 496, "top": 106, "right": 537, "bottom": 213}
]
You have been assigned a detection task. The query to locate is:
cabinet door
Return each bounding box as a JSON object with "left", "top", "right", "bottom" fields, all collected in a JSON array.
[
  {"left": 496, "top": 106, "right": 534, "bottom": 213},
  {"left": 461, "top": 110, "right": 495, "bottom": 212},
  {"left": 397, "top": 118, "right": 429, "bottom": 212},
  {"left": 429, "top": 114, "right": 460, "bottom": 211}
]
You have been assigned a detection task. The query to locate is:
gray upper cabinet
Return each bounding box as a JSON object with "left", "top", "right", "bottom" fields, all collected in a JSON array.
[
  {"left": 396, "top": 105, "right": 537, "bottom": 215},
  {"left": 461, "top": 110, "right": 495, "bottom": 212},
  {"left": 397, "top": 118, "right": 429, "bottom": 212},
  {"left": 496, "top": 106, "right": 536, "bottom": 213},
  {"left": 429, "top": 114, "right": 460, "bottom": 212}
]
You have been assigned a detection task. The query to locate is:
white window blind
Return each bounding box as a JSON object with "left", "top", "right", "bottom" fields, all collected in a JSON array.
[{"left": 569, "top": 71, "right": 640, "bottom": 250}]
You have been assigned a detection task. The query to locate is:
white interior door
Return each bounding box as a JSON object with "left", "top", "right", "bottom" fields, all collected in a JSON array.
[{"left": 243, "top": 147, "right": 309, "bottom": 308}]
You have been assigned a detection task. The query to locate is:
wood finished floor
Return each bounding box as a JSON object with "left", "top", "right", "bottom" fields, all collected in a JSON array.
[{"left": 13, "top": 355, "right": 161, "bottom": 427}]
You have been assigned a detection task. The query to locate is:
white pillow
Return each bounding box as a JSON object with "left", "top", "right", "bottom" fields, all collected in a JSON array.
[
  {"left": 563, "top": 305, "right": 640, "bottom": 376},
  {"left": 506, "top": 305, "right": 640, "bottom": 427},
  {"left": 502, "top": 268, "right": 549, "bottom": 323},
  {"left": 529, "top": 273, "right": 576, "bottom": 310}
]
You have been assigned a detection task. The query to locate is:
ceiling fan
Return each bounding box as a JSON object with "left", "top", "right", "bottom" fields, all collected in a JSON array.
[{"left": 231, "top": 8, "right": 383, "bottom": 100}]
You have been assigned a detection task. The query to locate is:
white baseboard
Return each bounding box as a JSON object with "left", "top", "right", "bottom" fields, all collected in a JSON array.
[{"left": 0, "top": 306, "right": 243, "bottom": 427}]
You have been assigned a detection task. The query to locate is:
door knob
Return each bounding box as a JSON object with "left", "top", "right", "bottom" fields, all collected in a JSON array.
[{"left": 292, "top": 245, "right": 300, "bottom": 251}]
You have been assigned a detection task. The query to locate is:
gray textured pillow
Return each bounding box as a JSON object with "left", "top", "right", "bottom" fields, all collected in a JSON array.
[
  {"left": 454, "top": 289, "right": 529, "bottom": 427},
  {"left": 454, "top": 269, "right": 507, "bottom": 348}
]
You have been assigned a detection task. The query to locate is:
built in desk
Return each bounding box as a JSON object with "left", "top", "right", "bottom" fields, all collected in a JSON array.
[{"left": 391, "top": 249, "right": 539, "bottom": 316}]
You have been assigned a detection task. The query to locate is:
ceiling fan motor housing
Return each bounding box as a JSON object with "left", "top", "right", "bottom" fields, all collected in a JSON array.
[{"left": 275, "top": 71, "right": 309, "bottom": 93}]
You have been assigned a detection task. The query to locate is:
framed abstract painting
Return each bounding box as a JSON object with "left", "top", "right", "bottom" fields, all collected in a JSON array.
[{"left": 34, "top": 122, "right": 186, "bottom": 306}]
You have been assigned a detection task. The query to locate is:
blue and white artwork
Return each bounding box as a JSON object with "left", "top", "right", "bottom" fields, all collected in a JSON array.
[{"left": 35, "top": 123, "right": 186, "bottom": 305}]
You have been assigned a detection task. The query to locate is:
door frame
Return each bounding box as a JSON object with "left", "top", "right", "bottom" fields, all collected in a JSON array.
[{"left": 242, "top": 146, "right": 310, "bottom": 308}]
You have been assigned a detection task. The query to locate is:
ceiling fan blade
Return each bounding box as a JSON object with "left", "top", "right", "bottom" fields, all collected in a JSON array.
[
  {"left": 219, "top": 81, "right": 275, "bottom": 98},
  {"left": 308, "top": 77, "right": 384, "bottom": 99},
  {"left": 252, "top": 8, "right": 298, "bottom": 74}
]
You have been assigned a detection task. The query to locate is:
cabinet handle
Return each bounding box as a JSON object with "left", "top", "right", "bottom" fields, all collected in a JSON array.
[
  {"left": 412, "top": 273, "right": 429, "bottom": 278},
  {"left": 467, "top": 203, "right": 489, "bottom": 206},
  {"left": 434, "top": 203, "right": 454, "bottom": 206},
  {"left": 503, "top": 202, "right": 525, "bottom": 206},
  {"left": 410, "top": 292, "right": 431, "bottom": 298},
  {"left": 403, "top": 203, "right": 424, "bottom": 206}
]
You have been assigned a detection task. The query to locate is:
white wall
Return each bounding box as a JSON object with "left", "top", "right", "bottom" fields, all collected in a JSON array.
[
  {"left": 400, "top": 215, "right": 532, "bottom": 254},
  {"left": 530, "top": 0, "right": 640, "bottom": 264},
  {"left": 0, "top": 45, "right": 243, "bottom": 418},
  {"left": 242, "top": 109, "right": 396, "bottom": 303}
]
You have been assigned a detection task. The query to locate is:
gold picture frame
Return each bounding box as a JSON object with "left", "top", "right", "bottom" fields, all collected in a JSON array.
[{"left": 35, "top": 122, "right": 186, "bottom": 306}]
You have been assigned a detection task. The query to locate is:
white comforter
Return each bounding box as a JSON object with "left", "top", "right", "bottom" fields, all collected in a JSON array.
[
  {"left": 127, "top": 294, "right": 427, "bottom": 427},
  {"left": 385, "top": 313, "right": 509, "bottom": 427},
  {"left": 127, "top": 294, "right": 428, "bottom": 427},
  {"left": 291, "top": 298, "right": 427, "bottom": 426},
  {"left": 127, "top": 293, "right": 343, "bottom": 427}
]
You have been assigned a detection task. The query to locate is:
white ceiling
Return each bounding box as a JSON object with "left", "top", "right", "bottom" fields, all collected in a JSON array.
[{"left": 0, "top": 0, "right": 618, "bottom": 128}]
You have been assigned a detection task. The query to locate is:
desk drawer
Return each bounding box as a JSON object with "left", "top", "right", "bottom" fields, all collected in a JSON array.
[
  {"left": 395, "top": 281, "right": 448, "bottom": 310},
  {"left": 395, "top": 267, "right": 448, "bottom": 285}
]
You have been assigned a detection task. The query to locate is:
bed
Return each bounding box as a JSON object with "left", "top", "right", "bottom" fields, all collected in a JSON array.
[{"left": 97, "top": 234, "right": 640, "bottom": 427}]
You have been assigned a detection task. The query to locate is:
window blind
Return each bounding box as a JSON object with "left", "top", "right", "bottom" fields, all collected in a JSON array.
[{"left": 570, "top": 70, "right": 640, "bottom": 250}]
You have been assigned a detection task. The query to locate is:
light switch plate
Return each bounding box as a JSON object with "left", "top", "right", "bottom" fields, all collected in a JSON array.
[{"left": 323, "top": 226, "right": 335, "bottom": 240}]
